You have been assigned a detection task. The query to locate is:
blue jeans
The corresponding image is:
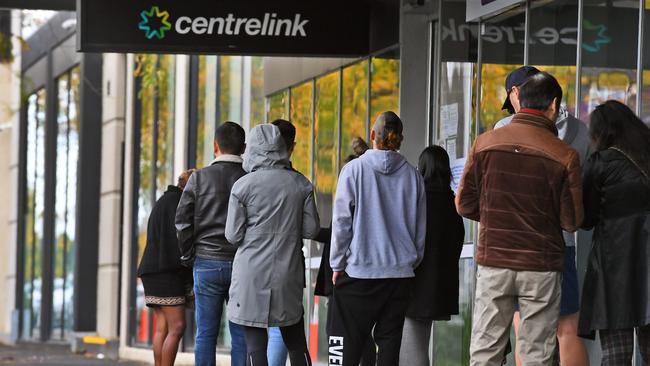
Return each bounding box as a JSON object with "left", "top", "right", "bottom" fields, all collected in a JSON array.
[
  {"left": 267, "top": 327, "right": 288, "bottom": 366},
  {"left": 193, "top": 258, "right": 247, "bottom": 366}
]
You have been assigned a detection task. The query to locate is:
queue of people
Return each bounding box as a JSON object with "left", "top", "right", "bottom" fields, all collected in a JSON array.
[{"left": 136, "top": 68, "right": 650, "bottom": 366}]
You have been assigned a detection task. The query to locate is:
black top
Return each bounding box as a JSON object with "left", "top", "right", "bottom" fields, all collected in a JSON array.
[
  {"left": 175, "top": 160, "right": 247, "bottom": 263},
  {"left": 406, "top": 184, "right": 465, "bottom": 320},
  {"left": 137, "top": 185, "right": 184, "bottom": 276},
  {"left": 314, "top": 226, "right": 333, "bottom": 297},
  {"left": 578, "top": 149, "right": 650, "bottom": 338}
]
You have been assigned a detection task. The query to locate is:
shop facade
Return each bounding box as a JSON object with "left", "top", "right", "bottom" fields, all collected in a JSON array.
[{"left": 3, "top": 0, "right": 650, "bottom": 365}]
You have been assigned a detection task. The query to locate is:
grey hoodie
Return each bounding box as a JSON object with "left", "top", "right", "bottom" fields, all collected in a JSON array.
[
  {"left": 225, "top": 124, "right": 320, "bottom": 327},
  {"left": 330, "top": 149, "right": 427, "bottom": 279}
]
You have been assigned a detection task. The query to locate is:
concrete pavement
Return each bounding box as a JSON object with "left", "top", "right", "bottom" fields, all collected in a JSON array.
[{"left": 0, "top": 343, "right": 148, "bottom": 365}]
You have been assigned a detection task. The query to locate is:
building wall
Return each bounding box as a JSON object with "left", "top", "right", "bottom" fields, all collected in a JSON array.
[
  {"left": 0, "top": 63, "right": 14, "bottom": 338},
  {"left": 0, "top": 10, "right": 22, "bottom": 343}
]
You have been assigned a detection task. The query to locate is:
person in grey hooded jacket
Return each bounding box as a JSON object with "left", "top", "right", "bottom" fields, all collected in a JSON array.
[
  {"left": 225, "top": 123, "right": 320, "bottom": 366},
  {"left": 328, "top": 111, "right": 427, "bottom": 366}
]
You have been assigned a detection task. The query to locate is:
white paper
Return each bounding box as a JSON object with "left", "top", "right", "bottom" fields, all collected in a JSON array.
[
  {"left": 451, "top": 157, "right": 467, "bottom": 194},
  {"left": 440, "top": 103, "right": 459, "bottom": 139},
  {"left": 445, "top": 137, "right": 457, "bottom": 160}
]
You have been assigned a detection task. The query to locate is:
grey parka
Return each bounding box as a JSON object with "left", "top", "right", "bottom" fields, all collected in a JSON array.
[{"left": 225, "top": 124, "right": 320, "bottom": 328}]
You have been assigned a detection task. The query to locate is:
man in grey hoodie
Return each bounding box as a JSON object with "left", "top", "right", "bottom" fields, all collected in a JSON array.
[{"left": 327, "top": 111, "right": 427, "bottom": 366}]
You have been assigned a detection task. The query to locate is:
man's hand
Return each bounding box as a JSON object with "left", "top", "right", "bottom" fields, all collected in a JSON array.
[{"left": 332, "top": 271, "right": 343, "bottom": 285}]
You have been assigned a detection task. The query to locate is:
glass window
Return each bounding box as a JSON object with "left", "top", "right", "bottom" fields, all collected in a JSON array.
[
  {"left": 432, "top": 1, "right": 480, "bottom": 363},
  {"left": 311, "top": 71, "right": 340, "bottom": 363},
  {"left": 220, "top": 56, "right": 244, "bottom": 123},
  {"left": 250, "top": 57, "right": 266, "bottom": 127},
  {"left": 529, "top": 0, "right": 579, "bottom": 115},
  {"left": 23, "top": 89, "right": 46, "bottom": 339},
  {"left": 33, "top": 88, "right": 47, "bottom": 339},
  {"left": 370, "top": 50, "right": 400, "bottom": 126},
  {"left": 133, "top": 54, "right": 176, "bottom": 347},
  {"left": 581, "top": 0, "right": 638, "bottom": 115},
  {"left": 196, "top": 56, "right": 218, "bottom": 169},
  {"left": 289, "top": 82, "right": 313, "bottom": 178},
  {"left": 432, "top": 259, "right": 475, "bottom": 365},
  {"left": 479, "top": 10, "right": 526, "bottom": 132},
  {"left": 52, "top": 66, "right": 80, "bottom": 339},
  {"left": 643, "top": 3, "right": 650, "bottom": 123},
  {"left": 340, "top": 61, "right": 369, "bottom": 165},
  {"left": 268, "top": 90, "right": 289, "bottom": 122}
]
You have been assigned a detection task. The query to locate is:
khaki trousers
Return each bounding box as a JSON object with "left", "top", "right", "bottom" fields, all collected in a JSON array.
[{"left": 470, "top": 265, "right": 561, "bottom": 366}]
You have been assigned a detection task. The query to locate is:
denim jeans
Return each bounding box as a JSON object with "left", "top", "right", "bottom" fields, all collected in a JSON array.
[
  {"left": 193, "top": 258, "right": 247, "bottom": 366},
  {"left": 267, "top": 327, "right": 288, "bottom": 366}
]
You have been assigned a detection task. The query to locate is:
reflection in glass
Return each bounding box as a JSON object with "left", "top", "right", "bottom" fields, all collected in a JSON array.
[
  {"left": 250, "top": 57, "right": 266, "bottom": 127},
  {"left": 196, "top": 56, "right": 218, "bottom": 169},
  {"left": 314, "top": 72, "right": 339, "bottom": 227},
  {"left": 341, "top": 61, "right": 369, "bottom": 165},
  {"left": 581, "top": 0, "right": 638, "bottom": 115},
  {"left": 432, "top": 259, "right": 475, "bottom": 366},
  {"left": 268, "top": 91, "right": 289, "bottom": 122},
  {"left": 290, "top": 82, "right": 313, "bottom": 178},
  {"left": 529, "top": 0, "right": 578, "bottom": 115},
  {"left": 52, "top": 67, "right": 80, "bottom": 338},
  {"left": 437, "top": 63, "right": 476, "bottom": 160},
  {"left": 371, "top": 51, "right": 400, "bottom": 125},
  {"left": 23, "top": 92, "right": 40, "bottom": 338},
  {"left": 134, "top": 54, "right": 176, "bottom": 346},
  {"left": 31, "top": 89, "right": 47, "bottom": 339},
  {"left": 220, "top": 56, "right": 243, "bottom": 124},
  {"left": 311, "top": 72, "right": 339, "bottom": 363}
]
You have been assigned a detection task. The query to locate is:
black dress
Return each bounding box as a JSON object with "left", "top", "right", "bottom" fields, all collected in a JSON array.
[
  {"left": 578, "top": 149, "right": 650, "bottom": 338},
  {"left": 406, "top": 184, "right": 465, "bottom": 321},
  {"left": 137, "top": 185, "right": 191, "bottom": 307}
]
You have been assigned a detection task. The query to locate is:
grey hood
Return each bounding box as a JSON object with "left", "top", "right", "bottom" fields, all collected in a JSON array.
[
  {"left": 243, "top": 124, "right": 291, "bottom": 173},
  {"left": 360, "top": 149, "right": 408, "bottom": 175}
]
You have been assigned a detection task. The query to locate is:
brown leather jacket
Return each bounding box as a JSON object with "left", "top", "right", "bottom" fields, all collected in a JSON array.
[{"left": 456, "top": 110, "right": 583, "bottom": 271}]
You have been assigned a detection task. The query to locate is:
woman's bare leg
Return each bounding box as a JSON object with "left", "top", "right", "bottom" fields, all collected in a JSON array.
[
  {"left": 153, "top": 308, "right": 168, "bottom": 366},
  {"left": 160, "top": 305, "right": 186, "bottom": 366}
]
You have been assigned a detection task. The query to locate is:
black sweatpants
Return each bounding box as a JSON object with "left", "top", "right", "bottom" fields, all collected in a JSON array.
[
  {"left": 244, "top": 319, "right": 311, "bottom": 366},
  {"left": 327, "top": 274, "right": 412, "bottom": 366}
]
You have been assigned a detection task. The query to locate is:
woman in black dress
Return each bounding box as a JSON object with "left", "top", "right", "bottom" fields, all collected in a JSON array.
[
  {"left": 137, "top": 169, "right": 194, "bottom": 366},
  {"left": 579, "top": 100, "right": 650, "bottom": 364}
]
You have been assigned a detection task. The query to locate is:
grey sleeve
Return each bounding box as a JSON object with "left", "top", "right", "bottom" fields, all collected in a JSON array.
[
  {"left": 302, "top": 187, "right": 321, "bottom": 239},
  {"left": 330, "top": 168, "right": 355, "bottom": 272},
  {"left": 225, "top": 189, "right": 247, "bottom": 246}
]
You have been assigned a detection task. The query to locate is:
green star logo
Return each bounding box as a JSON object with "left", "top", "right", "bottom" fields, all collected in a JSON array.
[
  {"left": 138, "top": 6, "right": 172, "bottom": 40},
  {"left": 582, "top": 20, "right": 612, "bottom": 53}
]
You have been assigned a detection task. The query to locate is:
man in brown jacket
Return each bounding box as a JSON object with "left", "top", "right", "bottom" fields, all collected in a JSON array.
[{"left": 456, "top": 72, "right": 583, "bottom": 366}]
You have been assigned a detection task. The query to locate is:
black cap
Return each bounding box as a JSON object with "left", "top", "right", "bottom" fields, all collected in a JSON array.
[{"left": 502, "top": 66, "right": 541, "bottom": 112}]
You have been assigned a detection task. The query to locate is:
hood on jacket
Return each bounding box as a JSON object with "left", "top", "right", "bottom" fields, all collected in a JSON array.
[
  {"left": 360, "top": 149, "right": 407, "bottom": 175},
  {"left": 243, "top": 124, "right": 291, "bottom": 173}
]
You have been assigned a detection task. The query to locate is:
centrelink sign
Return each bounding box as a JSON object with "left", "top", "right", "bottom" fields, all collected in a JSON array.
[{"left": 78, "top": 0, "right": 370, "bottom": 56}]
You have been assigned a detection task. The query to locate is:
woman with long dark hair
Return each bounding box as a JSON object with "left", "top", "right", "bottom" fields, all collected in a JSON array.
[
  {"left": 579, "top": 100, "right": 650, "bottom": 364},
  {"left": 399, "top": 146, "right": 465, "bottom": 366}
]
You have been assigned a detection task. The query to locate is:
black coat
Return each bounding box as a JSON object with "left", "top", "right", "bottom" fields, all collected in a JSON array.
[
  {"left": 175, "top": 159, "right": 247, "bottom": 264},
  {"left": 578, "top": 149, "right": 650, "bottom": 338},
  {"left": 314, "top": 227, "right": 333, "bottom": 297},
  {"left": 406, "top": 185, "right": 465, "bottom": 320},
  {"left": 137, "top": 185, "right": 185, "bottom": 276}
]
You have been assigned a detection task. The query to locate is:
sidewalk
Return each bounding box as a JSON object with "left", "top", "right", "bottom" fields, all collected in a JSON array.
[{"left": 0, "top": 343, "right": 148, "bottom": 365}]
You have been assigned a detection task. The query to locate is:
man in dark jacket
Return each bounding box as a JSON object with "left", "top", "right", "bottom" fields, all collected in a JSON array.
[
  {"left": 456, "top": 72, "right": 583, "bottom": 365},
  {"left": 175, "top": 122, "right": 247, "bottom": 366}
]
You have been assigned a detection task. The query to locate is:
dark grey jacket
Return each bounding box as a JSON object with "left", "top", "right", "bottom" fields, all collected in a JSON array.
[
  {"left": 175, "top": 155, "right": 246, "bottom": 264},
  {"left": 226, "top": 124, "right": 320, "bottom": 327}
]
